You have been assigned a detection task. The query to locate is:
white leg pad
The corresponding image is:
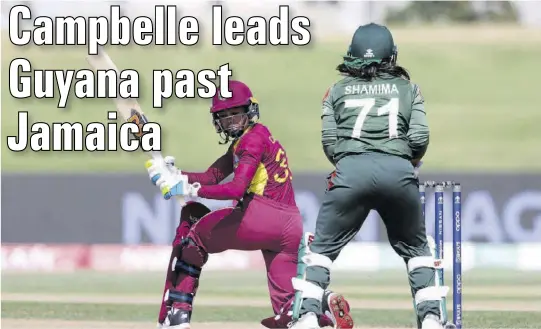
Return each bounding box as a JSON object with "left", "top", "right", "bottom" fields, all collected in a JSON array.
[
  {"left": 301, "top": 252, "right": 333, "bottom": 270},
  {"left": 408, "top": 256, "right": 444, "bottom": 272},
  {"left": 414, "top": 286, "right": 449, "bottom": 306},
  {"left": 292, "top": 277, "right": 324, "bottom": 301}
]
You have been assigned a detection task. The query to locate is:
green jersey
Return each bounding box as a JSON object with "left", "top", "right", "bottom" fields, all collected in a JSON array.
[{"left": 321, "top": 75, "right": 429, "bottom": 164}]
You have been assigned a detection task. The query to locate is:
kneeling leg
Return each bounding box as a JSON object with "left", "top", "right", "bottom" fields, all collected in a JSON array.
[
  {"left": 157, "top": 202, "right": 211, "bottom": 326},
  {"left": 160, "top": 237, "right": 208, "bottom": 327}
]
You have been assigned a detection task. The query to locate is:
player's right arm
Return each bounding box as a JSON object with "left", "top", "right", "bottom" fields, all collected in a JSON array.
[
  {"left": 407, "top": 83, "right": 429, "bottom": 161},
  {"left": 183, "top": 147, "right": 234, "bottom": 185},
  {"left": 321, "top": 86, "right": 338, "bottom": 165}
]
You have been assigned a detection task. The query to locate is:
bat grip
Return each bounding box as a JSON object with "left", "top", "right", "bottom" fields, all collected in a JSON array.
[
  {"left": 175, "top": 196, "right": 187, "bottom": 206},
  {"left": 150, "top": 151, "right": 164, "bottom": 161}
]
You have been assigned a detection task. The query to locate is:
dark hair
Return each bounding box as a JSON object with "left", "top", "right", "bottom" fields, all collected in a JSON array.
[{"left": 337, "top": 61, "right": 410, "bottom": 82}]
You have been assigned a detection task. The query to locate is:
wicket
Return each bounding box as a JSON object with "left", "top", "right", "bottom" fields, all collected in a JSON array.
[{"left": 419, "top": 181, "right": 462, "bottom": 329}]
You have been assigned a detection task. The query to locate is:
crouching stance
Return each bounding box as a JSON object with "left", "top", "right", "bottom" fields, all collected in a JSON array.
[
  {"left": 290, "top": 24, "right": 449, "bottom": 329},
  {"left": 146, "top": 80, "right": 352, "bottom": 329}
]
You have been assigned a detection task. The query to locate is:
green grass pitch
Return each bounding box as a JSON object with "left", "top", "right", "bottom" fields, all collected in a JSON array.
[{"left": 2, "top": 270, "right": 541, "bottom": 328}]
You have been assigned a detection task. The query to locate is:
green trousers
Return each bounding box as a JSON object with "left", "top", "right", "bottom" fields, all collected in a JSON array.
[{"left": 300, "top": 153, "right": 440, "bottom": 324}]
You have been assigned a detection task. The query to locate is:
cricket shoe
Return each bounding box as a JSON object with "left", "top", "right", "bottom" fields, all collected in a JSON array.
[
  {"left": 288, "top": 312, "right": 320, "bottom": 329},
  {"left": 260, "top": 310, "right": 334, "bottom": 328},
  {"left": 322, "top": 291, "right": 354, "bottom": 329},
  {"left": 260, "top": 311, "right": 296, "bottom": 328},
  {"left": 421, "top": 314, "right": 444, "bottom": 329},
  {"left": 159, "top": 306, "right": 191, "bottom": 329}
]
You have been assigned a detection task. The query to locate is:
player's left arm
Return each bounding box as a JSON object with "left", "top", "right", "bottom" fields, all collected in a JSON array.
[
  {"left": 321, "top": 86, "right": 337, "bottom": 165},
  {"left": 407, "top": 83, "right": 429, "bottom": 160},
  {"left": 197, "top": 134, "right": 264, "bottom": 200},
  {"left": 183, "top": 147, "right": 234, "bottom": 185}
]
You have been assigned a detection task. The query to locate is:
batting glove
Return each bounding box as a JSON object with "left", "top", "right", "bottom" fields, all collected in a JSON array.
[
  {"left": 164, "top": 156, "right": 182, "bottom": 175},
  {"left": 145, "top": 159, "right": 201, "bottom": 200}
]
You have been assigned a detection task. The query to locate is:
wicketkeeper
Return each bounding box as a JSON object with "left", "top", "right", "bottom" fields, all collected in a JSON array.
[
  {"left": 289, "top": 23, "right": 449, "bottom": 329},
  {"left": 146, "top": 80, "right": 353, "bottom": 329}
]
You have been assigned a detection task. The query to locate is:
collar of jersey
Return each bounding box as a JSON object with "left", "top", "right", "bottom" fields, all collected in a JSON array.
[{"left": 233, "top": 125, "right": 254, "bottom": 150}]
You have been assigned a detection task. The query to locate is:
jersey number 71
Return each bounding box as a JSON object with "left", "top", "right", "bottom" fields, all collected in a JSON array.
[{"left": 345, "top": 97, "right": 399, "bottom": 139}]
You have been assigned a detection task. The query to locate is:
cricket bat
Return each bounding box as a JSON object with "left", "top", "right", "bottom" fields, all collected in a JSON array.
[{"left": 86, "top": 48, "right": 186, "bottom": 206}]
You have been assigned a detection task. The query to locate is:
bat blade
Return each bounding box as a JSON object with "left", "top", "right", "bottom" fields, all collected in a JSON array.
[
  {"left": 85, "top": 48, "right": 162, "bottom": 160},
  {"left": 85, "top": 48, "right": 187, "bottom": 206},
  {"left": 86, "top": 49, "right": 141, "bottom": 121}
]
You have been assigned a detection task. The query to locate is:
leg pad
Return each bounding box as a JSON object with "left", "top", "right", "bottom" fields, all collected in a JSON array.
[
  {"left": 180, "top": 238, "right": 208, "bottom": 268},
  {"left": 168, "top": 290, "right": 194, "bottom": 305}
]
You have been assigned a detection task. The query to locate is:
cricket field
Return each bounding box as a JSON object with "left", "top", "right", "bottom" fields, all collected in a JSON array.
[
  {"left": 2, "top": 23, "right": 541, "bottom": 329},
  {"left": 2, "top": 269, "right": 541, "bottom": 329}
]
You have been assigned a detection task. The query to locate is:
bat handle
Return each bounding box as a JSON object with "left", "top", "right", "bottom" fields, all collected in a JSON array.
[
  {"left": 150, "top": 151, "right": 165, "bottom": 161},
  {"left": 175, "top": 196, "right": 187, "bottom": 207}
]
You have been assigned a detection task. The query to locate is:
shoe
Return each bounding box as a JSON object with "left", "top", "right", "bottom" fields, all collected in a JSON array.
[
  {"left": 322, "top": 291, "right": 354, "bottom": 329},
  {"left": 261, "top": 310, "right": 336, "bottom": 328},
  {"left": 260, "top": 311, "right": 294, "bottom": 328},
  {"left": 162, "top": 306, "right": 191, "bottom": 329},
  {"left": 422, "top": 314, "right": 444, "bottom": 329},
  {"left": 289, "top": 312, "right": 320, "bottom": 329}
]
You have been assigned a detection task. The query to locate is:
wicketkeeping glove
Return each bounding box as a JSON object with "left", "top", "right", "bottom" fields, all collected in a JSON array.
[
  {"left": 414, "top": 160, "right": 423, "bottom": 179},
  {"left": 326, "top": 170, "right": 337, "bottom": 191}
]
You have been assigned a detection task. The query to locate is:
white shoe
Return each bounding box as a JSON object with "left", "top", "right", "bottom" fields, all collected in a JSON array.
[
  {"left": 161, "top": 307, "right": 191, "bottom": 329},
  {"left": 422, "top": 314, "right": 444, "bottom": 329},
  {"left": 158, "top": 323, "right": 190, "bottom": 329},
  {"left": 289, "top": 312, "right": 320, "bottom": 329},
  {"left": 157, "top": 323, "right": 189, "bottom": 329}
]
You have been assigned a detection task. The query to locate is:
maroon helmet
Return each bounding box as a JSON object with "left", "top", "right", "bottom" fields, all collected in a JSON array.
[{"left": 211, "top": 80, "right": 259, "bottom": 141}]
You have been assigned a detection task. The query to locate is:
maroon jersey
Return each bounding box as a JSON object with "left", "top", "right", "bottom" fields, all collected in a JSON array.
[{"left": 184, "top": 124, "right": 296, "bottom": 206}]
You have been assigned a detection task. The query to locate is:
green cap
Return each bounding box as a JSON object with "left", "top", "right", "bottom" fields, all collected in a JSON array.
[{"left": 347, "top": 23, "right": 396, "bottom": 62}]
